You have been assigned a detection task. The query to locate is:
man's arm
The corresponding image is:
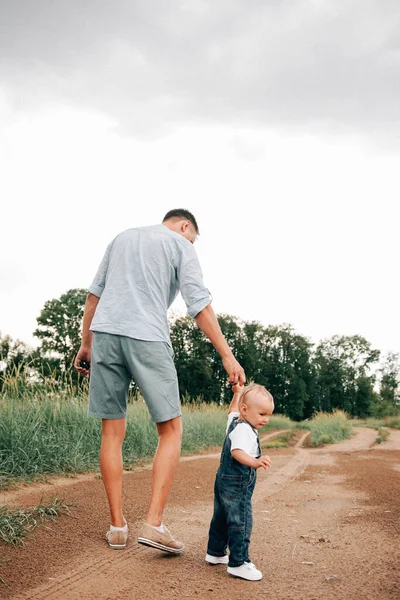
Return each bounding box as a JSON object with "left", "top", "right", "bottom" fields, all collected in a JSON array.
[
  {"left": 195, "top": 304, "right": 245, "bottom": 386},
  {"left": 74, "top": 293, "right": 100, "bottom": 376}
]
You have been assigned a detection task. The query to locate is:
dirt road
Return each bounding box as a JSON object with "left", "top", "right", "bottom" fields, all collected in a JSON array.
[{"left": 1, "top": 427, "right": 399, "bottom": 600}]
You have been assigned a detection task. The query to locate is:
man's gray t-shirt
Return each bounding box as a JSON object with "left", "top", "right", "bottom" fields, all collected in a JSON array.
[{"left": 89, "top": 224, "right": 211, "bottom": 344}]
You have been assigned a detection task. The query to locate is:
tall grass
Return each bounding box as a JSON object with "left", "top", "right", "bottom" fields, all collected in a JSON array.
[
  {"left": 387, "top": 415, "right": 400, "bottom": 428},
  {"left": 0, "top": 390, "right": 231, "bottom": 486},
  {"left": 374, "top": 427, "right": 390, "bottom": 444},
  {"left": 263, "top": 414, "right": 299, "bottom": 430},
  {"left": 303, "top": 410, "right": 353, "bottom": 447},
  {"left": 353, "top": 416, "right": 400, "bottom": 429},
  {"left": 1, "top": 369, "right": 308, "bottom": 488},
  {"left": 3, "top": 370, "right": 378, "bottom": 484}
]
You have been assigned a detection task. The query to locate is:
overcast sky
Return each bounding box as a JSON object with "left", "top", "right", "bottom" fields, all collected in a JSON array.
[{"left": 1, "top": 0, "right": 399, "bottom": 358}]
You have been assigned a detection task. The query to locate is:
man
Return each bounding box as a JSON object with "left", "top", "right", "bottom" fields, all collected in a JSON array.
[{"left": 75, "top": 209, "right": 245, "bottom": 553}]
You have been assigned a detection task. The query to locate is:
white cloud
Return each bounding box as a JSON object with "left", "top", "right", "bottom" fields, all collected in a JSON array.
[
  {"left": 1, "top": 98, "right": 399, "bottom": 355},
  {"left": 0, "top": 1, "right": 400, "bottom": 142},
  {"left": 1, "top": 2, "right": 399, "bottom": 355}
]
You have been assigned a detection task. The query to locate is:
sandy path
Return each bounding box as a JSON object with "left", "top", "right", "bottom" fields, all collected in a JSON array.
[
  {"left": 313, "top": 426, "right": 378, "bottom": 453},
  {"left": 2, "top": 427, "right": 399, "bottom": 600}
]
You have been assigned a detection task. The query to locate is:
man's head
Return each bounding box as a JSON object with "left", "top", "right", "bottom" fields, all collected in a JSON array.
[
  {"left": 162, "top": 209, "right": 199, "bottom": 244},
  {"left": 239, "top": 383, "right": 274, "bottom": 430}
]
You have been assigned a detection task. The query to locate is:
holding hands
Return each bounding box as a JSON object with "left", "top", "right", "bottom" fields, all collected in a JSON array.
[{"left": 231, "top": 382, "right": 245, "bottom": 394}]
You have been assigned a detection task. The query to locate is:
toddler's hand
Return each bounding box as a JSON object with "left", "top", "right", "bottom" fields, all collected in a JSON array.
[
  {"left": 231, "top": 382, "right": 244, "bottom": 394},
  {"left": 255, "top": 455, "right": 271, "bottom": 470}
]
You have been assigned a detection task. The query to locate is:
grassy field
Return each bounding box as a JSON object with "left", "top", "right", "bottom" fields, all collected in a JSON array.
[
  {"left": 0, "top": 385, "right": 300, "bottom": 487},
  {"left": 262, "top": 430, "right": 297, "bottom": 449},
  {"left": 303, "top": 410, "right": 353, "bottom": 447},
  {"left": 2, "top": 376, "right": 397, "bottom": 485},
  {"left": 352, "top": 416, "right": 400, "bottom": 429},
  {"left": 0, "top": 395, "right": 221, "bottom": 486}
]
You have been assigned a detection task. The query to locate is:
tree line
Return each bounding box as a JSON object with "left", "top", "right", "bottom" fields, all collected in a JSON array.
[{"left": 1, "top": 288, "right": 399, "bottom": 420}]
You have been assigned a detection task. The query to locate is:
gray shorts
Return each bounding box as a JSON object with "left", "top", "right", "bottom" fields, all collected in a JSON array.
[{"left": 88, "top": 332, "right": 181, "bottom": 423}]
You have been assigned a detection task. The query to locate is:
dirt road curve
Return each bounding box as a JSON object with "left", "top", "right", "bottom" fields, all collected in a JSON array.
[{"left": 1, "top": 427, "right": 399, "bottom": 600}]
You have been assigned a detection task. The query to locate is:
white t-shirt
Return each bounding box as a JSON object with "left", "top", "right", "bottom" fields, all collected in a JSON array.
[{"left": 227, "top": 412, "right": 260, "bottom": 458}]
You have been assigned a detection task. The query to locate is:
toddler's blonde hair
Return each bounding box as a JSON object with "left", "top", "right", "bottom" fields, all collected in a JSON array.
[{"left": 239, "top": 382, "right": 274, "bottom": 408}]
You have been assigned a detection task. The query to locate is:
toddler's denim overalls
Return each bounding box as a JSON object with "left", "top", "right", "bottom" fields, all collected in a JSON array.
[{"left": 207, "top": 416, "right": 261, "bottom": 567}]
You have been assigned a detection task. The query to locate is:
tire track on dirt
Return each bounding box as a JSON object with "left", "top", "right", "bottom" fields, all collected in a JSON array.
[
  {"left": 256, "top": 434, "right": 310, "bottom": 501},
  {"left": 13, "top": 543, "right": 157, "bottom": 600}
]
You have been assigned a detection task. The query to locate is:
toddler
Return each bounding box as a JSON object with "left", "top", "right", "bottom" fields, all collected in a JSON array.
[{"left": 205, "top": 382, "right": 274, "bottom": 581}]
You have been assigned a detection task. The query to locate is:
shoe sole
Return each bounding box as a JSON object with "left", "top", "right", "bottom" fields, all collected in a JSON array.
[
  {"left": 137, "top": 537, "right": 184, "bottom": 554},
  {"left": 107, "top": 542, "right": 127, "bottom": 550},
  {"left": 227, "top": 570, "right": 262, "bottom": 581}
]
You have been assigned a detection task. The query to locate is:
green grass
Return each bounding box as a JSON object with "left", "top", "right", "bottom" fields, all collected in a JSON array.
[
  {"left": 2, "top": 379, "right": 371, "bottom": 484},
  {"left": 262, "top": 430, "right": 296, "bottom": 449},
  {"left": 352, "top": 418, "right": 386, "bottom": 428},
  {"left": 262, "top": 414, "right": 299, "bottom": 430},
  {"left": 386, "top": 415, "right": 400, "bottom": 428},
  {"left": 0, "top": 394, "right": 230, "bottom": 486},
  {"left": 263, "top": 439, "right": 288, "bottom": 449},
  {"left": 375, "top": 427, "right": 390, "bottom": 445},
  {"left": 0, "top": 384, "right": 304, "bottom": 487},
  {"left": 302, "top": 410, "right": 353, "bottom": 447},
  {"left": 0, "top": 497, "right": 70, "bottom": 546},
  {"left": 353, "top": 415, "right": 400, "bottom": 429}
]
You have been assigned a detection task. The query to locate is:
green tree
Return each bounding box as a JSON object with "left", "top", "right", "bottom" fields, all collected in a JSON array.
[
  {"left": 261, "top": 324, "right": 313, "bottom": 420},
  {"left": 170, "top": 315, "right": 218, "bottom": 402},
  {"left": 372, "top": 352, "right": 400, "bottom": 417},
  {"left": 170, "top": 316, "right": 315, "bottom": 419},
  {"left": 34, "top": 288, "right": 87, "bottom": 375},
  {"left": 0, "top": 332, "right": 31, "bottom": 390},
  {"left": 313, "top": 335, "right": 379, "bottom": 417}
]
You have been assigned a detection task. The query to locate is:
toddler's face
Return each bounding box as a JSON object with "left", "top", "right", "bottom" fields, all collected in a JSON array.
[{"left": 240, "top": 392, "right": 274, "bottom": 430}]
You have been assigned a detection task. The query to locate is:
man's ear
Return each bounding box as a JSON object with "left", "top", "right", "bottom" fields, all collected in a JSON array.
[{"left": 181, "top": 220, "right": 190, "bottom": 232}]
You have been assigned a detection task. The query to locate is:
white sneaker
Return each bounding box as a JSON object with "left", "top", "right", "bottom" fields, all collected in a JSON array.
[
  {"left": 227, "top": 562, "right": 263, "bottom": 581},
  {"left": 205, "top": 553, "right": 229, "bottom": 565}
]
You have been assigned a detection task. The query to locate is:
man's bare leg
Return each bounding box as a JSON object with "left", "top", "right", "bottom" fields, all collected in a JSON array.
[
  {"left": 100, "top": 418, "right": 126, "bottom": 527},
  {"left": 146, "top": 416, "right": 183, "bottom": 526}
]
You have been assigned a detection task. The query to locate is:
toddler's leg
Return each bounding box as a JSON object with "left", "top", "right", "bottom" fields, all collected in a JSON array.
[
  {"left": 222, "top": 474, "right": 256, "bottom": 567},
  {"left": 243, "top": 485, "right": 254, "bottom": 564},
  {"left": 225, "top": 490, "right": 262, "bottom": 581},
  {"left": 225, "top": 497, "right": 246, "bottom": 567},
  {"left": 207, "top": 480, "right": 228, "bottom": 557}
]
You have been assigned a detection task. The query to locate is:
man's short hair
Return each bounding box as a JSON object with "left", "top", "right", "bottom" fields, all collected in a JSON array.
[{"left": 163, "top": 209, "right": 199, "bottom": 234}]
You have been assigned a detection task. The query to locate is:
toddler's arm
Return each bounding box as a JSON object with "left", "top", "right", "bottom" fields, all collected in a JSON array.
[
  {"left": 231, "top": 449, "right": 271, "bottom": 470},
  {"left": 228, "top": 383, "right": 244, "bottom": 414}
]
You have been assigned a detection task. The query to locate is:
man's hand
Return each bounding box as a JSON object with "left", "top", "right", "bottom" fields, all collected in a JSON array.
[
  {"left": 222, "top": 355, "right": 246, "bottom": 386},
  {"left": 74, "top": 345, "right": 92, "bottom": 378},
  {"left": 255, "top": 455, "right": 271, "bottom": 470}
]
